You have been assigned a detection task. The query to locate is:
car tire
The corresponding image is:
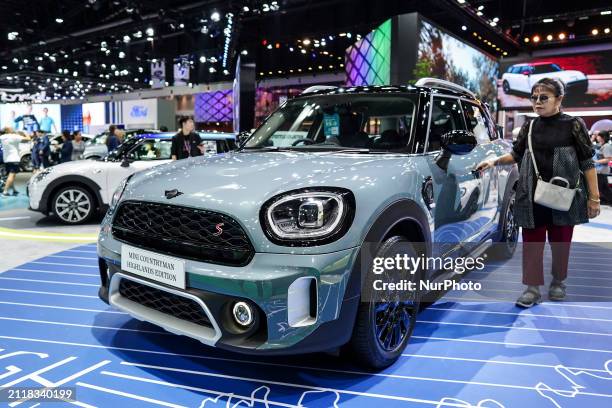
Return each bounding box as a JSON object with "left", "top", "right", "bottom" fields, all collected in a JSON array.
[
  {"left": 20, "top": 154, "right": 33, "bottom": 172},
  {"left": 348, "top": 235, "right": 422, "bottom": 369},
  {"left": 52, "top": 186, "right": 95, "bottom": 225},
  {"left": 502, "top": 80, "right": 510, "bottom": 94},
  {"left": 488, "top": 189, "right": 518, "bottom": 260}
]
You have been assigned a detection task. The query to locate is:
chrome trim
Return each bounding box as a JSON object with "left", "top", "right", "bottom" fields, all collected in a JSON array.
[
  {"left": 415, "top": 77, "right": 476, "bottom": 98},
  {"left": 109, "top": 272, "right": 222, "bottom": 346}
]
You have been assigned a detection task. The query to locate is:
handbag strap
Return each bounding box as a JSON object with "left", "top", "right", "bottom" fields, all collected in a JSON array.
[{"left": 526, "top": 119, "right": 541, "bottom": 180}]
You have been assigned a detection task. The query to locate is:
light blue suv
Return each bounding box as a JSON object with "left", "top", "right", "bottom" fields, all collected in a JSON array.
[{"left": 97, "top": 79, "right": 519, "bottom": 368}]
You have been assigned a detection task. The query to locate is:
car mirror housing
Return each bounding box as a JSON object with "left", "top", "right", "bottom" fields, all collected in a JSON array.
[
  {"left": 440, "top": 130, "right": 477, "bottom": 156},
  {"left": 120, "top": 158, "right": 130, "bottom": 168}
]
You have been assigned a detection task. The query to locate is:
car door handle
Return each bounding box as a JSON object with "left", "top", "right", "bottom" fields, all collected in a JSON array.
[{"left": 93, "top": 169, "right": 103, "bottom": 174}]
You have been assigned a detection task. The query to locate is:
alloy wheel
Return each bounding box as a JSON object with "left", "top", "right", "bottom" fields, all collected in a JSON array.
[{"left": 55, "top": 189, "right": 92, "bottom": 223}]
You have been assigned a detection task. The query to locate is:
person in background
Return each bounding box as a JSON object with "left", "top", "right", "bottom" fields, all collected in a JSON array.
[
  {"left": 115, "top": 129, "right": 126, "bottom": 144},
  {"left": 59, "top": 130, "right": 73, "bottom": 163},
  {"left": 1, "top": 129, "right": 30, "bottom": 196},
  {"left": 106, "top": 125, "right": 120, "bottom": 152},
  {"left": 38, "top": 131, "right": 51, "bottom": 169},
  {"left": 71, "top": 130, "right": 86, "bottom": 161},
  {"left": 476, "top": 77, "right": 599, "bottom": 307},
  {"left": 30, "top": 130, "right": 42, "bottom": 174},
  {"left": 159, "top": 126, "right": 168, "bottom": 132},
  {"left": 594, "top": 130, "right": 612, "bottom": 204},
  {"left": 171, "top": 117, "right": 204, "bottom": 160},
  {"left": 39, "top": 107, "right": 58, "bottom": 133},
  {"left": 14, "top": 105, "right": 39, "bottom": 134}
]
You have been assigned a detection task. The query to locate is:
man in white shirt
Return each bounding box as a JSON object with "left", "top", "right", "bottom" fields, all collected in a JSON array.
[{"left": 1, "top": 132, "right": 29, "bottom": 196}]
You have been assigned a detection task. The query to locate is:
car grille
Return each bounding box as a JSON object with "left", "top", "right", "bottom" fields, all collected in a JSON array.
[
  {"left": 119, "top": 278, "right": 212, "bottom": 328},
  {"left": 112, "top": 201, "right": 254, "bottom": 266}
]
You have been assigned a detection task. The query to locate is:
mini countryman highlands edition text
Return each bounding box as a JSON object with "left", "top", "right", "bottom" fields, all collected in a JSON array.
[{"left": 97, "top": 78, "right": 519, "bottom": 368}]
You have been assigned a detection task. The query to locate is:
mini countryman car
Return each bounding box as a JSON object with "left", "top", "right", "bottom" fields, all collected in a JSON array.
[
  {"left": 28, "top": 132, "right": 236, "bottom": 224},
  {"left": 97, "top": 78, "right": 519, "bottom": 368},
  {"left": 501, "top": 62, "right": 588, "bottom": 95}
]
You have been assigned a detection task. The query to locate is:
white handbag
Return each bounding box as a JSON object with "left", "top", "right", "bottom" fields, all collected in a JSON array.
[{"left": 527, "top": 120, "right": 578, "bottom": 211}]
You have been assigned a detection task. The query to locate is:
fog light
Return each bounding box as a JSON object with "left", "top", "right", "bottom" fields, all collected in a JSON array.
[{"left": 232, "top": 301, "right": 253, "bottom": 326}]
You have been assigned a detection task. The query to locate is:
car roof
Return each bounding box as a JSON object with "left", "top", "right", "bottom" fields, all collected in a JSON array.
[{"left": 293, "top": 84, "right": 476, "bottom": 100}]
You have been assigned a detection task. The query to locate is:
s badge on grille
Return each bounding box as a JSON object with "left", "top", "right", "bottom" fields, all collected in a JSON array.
[
  {"left": 213, "top": 223, "right": 224, "bottom": 236},
  {"left": 164, "top": 189, "right": 183, "bottom": 199}
]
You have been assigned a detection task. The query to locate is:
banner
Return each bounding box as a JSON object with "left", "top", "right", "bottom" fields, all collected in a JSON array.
[
  {"left": 151, "top": 59, "right": 166, "bottom": 89},
  {"left": 173, "top": 55, "right": 190, "bottom": 86}
]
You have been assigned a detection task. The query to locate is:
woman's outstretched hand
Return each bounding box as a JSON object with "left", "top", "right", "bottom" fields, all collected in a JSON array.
[{"left": 475, "top": 158, "right": 496, "bottom": 172}]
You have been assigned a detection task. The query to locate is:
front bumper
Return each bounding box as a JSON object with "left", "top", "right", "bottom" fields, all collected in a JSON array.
[
  {"left": 27, "top": 180, "right": 44, "bottom": 212},
  {"left": 97, "top": 232, "right": 361, "bottom": 354}
]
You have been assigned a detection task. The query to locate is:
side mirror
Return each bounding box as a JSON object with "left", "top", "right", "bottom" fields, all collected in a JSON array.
[
  {"left": 120, "top": 158, "right": 130, "bottom": 167},
  {"left": 440, "top": 130, "right": 477, "bottom": 155},
  {"left": 521, "top": 70, "right": 531, "bottom": 76}
]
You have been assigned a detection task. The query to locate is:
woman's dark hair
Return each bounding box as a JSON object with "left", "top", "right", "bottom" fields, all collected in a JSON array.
[
  {"left": 72, "top": 130, "right": 81, "bottom": 139},
  {"left": 179, "top": 116, "right": 193, "bottom": 127},
  {"left": 61, "top": 130, "right": 72, "bottom": 140},
  {"left": 600, "top": 130, "right": 610, "bottom": 144},
  {"left": 531, "top": 77, "right": 565, "bottom": 97}
]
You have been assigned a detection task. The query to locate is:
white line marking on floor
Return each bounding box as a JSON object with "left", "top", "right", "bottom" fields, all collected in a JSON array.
[
  {"left": 120, "top": 361, "right": 612, "bottom": 399},
  {"left": 9, "top": 268, "right": 98, "bottom": 277},
  {"left": 417, "top": 320, "right": 612, "bottom": 337},
  {"left": 427, "top": 306, "right": 612, "bottom": 323},
  {"left": 455, "top": 287, "right": 612, "bottom": 300},
  {"left": 48, "top": 255, "right": 97, "bottom": 261},
  {"left": 100, "top": 372, "right": 296, "bottom": 408},
  {"left": 0, "top": 277, "right": 99, "bottom": 287},
  {"left": 468, "top": 277, "right": 612, "bottom": 290},
  {"left": 0, "top": 216, "right": 31, "bottom": 221},
  {"left": 0, "top": 288, "right": 98, "bottom": 299},
  {"left": 469, "top": 270, "right": 612, "bottom": 282},
  {"left": 0, "top": 315, "right": 168, "bottom": 335},
  {"left": 0, "top": 301, "right": 126, "bottom": 314},
  {"left": 28, "top": 262, "right": 98, "bottom": 268},
  {"left": 440, "top": 297, "right": 612, "bottom": 310},
  {"left": 75, "top": 382, "right": 186, "bottom": 408},
  {"left": 63, "top": 250, "right": 98, "bottom": 254},
  {"left": 411, "top": 335, "right": 612, "bottom": 354}
]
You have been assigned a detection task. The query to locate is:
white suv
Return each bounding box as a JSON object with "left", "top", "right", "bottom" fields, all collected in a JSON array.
[
  {"left": 502, "top": 62, "right": 588, "bottom": 95},
  {"left": 28, "top": 132, "right": 236, "bottom": 224}
]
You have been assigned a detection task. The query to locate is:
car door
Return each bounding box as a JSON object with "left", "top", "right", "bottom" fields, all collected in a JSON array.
[
  {"left": 425, "top": 96, "right": 486, "bottom": 258},
  {"left": 103, "top": 138, "right": 172, "bottom": 203}
]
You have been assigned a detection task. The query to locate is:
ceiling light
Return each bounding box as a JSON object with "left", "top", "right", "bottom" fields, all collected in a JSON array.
[
  {"left": 601, "top": 10, "right": 611, "bottom": 15},
  {"left": 592, "top": 28, "right": 599, "bottom": 35},
  {"left": 477, "top": 5, "right": 484, "bottom": 11},
  {"left": 243, "top": 6, "right": 249, "bottom": 12},
  {"left": 605, "top": 28, "right": 611, "bottom": 34},
  {"left": 8, "top": 32, "right": 18, "bottom": 40},
  {"left": 533, "top": 35, "right": 541, "bottom": 43},
  {"left": 489, "top": 21, "right": 497, "bottom": 27},
  {"left": 118, "top": 51, "right": 126, "bottom": 58},
  {"left": 179, "top": 23, "right": 184, "bottom": 29},
  {"left": 23, "top": 58, "right": 29, "bottom": 64},
  {"left": 123, "top": 35, "right": 131, "bottom": 43},
  {"left": 493, "top": 17, "right": 499, "bottom": 22},
  {"left": 37, "top": 66, "right": 44, "bottom": 71},
  {"left": 145, "top": 27, "right": 154, "bottom": 36},
  {"left": 209, "top": 67, "right": 216, "bottom": 73},
  {"left": 56, "top": 18, "right": 63, "bottom": 23},
  {"left": 133, "top": 30, "right": 142, "bottom": 38},
  {"left": 211, "top": 11, "right": 221, "bottom": 22},
  {"left": 543, "top": 18, "right": 553, "bottom": 23},
  {"left": 303, "top": 38, "right": 311, "bottom": 45},
  {"left": 73, "top": 71, "right": 78, "bottom": 77},
  {"left": 476, "top": 11, "right": 483, "bottom": 16},
  {"left": 199, "top": 55, "right": 206, "bottom": 63},
  {"left": 524, "top": 37, "right": 530, "bottom": 43},
  {"left": 241, "top": 50, "right": 248, "bottom": 55},
  {"left": 461, "top": 25, "right": 467, "bottom": 31},
  {"left": 558, "top": 33, "right": 566, "bottom": 40},
  {"left": 546, "top": 34, "right": 553, "bottom": 41},
  {"left": 138, "top": 66, "right": 143, "bottom": 72},
  {"left": 84, "top": 60, "right": 91, "bottom": 66},
  {"left": 457, "top": 0, "right": 465, "bottom": 3}
]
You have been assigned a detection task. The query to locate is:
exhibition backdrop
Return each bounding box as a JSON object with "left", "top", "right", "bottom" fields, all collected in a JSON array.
[{"left": 0, "top": 104, "right": 62, "bottom": 132}]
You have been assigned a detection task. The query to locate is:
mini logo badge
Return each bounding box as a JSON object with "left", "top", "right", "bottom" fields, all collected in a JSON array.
[
  {"left": 164, "top": 189, "right": 183, "bottom": 199},
  {"left": 213, "top": 223, "right": 224, "bottom": 236}
]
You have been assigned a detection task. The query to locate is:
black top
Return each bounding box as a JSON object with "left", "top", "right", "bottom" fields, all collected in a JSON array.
[
  {"left": 171, "top": 131, "right": 203, "bottom": 160},
  {"left": 60, "top": 140, "right": 73, "bottom": 163},
  {"left": 511, "top": 112, "right": 593, "bottom": 226}
]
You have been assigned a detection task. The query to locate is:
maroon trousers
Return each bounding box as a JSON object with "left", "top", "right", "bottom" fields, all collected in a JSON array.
[{"left": 521, "top": 225, "right": 574, "bottom": 286}]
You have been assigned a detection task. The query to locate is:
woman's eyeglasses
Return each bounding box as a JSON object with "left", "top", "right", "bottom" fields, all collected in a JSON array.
[{"left": 530, "top": 94, "right": 551, "bottom": 103}]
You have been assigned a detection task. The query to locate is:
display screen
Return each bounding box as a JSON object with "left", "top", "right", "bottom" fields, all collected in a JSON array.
[
  {"left": 345, "top": 19, "right": 391, "bottom": 86},
  {"left": 0, "top": 103, "right": 62, "bottom": 133},
  {"left": 498, "top": 50, "right": 612, "bottom": 109},
  {"left": 417, "top": 20, "right": 499, "bottom": 110}
]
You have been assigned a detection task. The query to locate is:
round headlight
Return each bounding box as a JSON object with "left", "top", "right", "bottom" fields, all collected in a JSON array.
[{"left": 261, "top": 188, "right": 355, "bottom": 246}]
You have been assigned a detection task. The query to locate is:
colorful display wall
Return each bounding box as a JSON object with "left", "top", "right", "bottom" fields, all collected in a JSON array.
[{"left": 345, "top": 19, "right": 392, "bottom": 86}]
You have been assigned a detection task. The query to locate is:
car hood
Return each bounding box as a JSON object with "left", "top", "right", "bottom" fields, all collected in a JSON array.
[
  {"left": 552, "top": 70, "right": 586, "bottom": 81},
  {"left": 121, "top": 150, "right": 422, "bottom": 252}
]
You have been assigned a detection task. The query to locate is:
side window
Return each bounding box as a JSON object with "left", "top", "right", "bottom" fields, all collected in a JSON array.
[
  {"left": 427, "top": 97, "right": 466, "bottom": 152},
  {"left": 461, "top": 102, "right": 492, "bottom": 144},
  {"left": 131, "top": 139, "right": 172, "bottom": 160}
]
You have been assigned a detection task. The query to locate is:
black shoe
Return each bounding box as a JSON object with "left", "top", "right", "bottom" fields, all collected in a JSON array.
[{"left": 11, "top": 190, "right": 19, "bottom": 196}]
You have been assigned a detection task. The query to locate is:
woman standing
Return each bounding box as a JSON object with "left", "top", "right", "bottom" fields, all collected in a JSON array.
[
  {"left": 59, "top": 130, "right": 73, "bottom": 163},
  {"left": 594, "top": 130, "right": 612, "bottom": 204},
  {"left": 71, "top": 130, "right": 86, "bottom": 161},
  {"left": 476, "top": 78, "right": 600, "bottom": 308}
]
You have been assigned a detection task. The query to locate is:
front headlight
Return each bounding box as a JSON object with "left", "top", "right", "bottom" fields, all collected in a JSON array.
[
  {"left": 261, "top": 188, "right": 355, "bottom": 246},
  {"left": 108, "top": 175, "right": 132, "bottom": 214}
]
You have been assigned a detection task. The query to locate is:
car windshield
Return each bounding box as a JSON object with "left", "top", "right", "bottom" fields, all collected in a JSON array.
[
  {"left": 244, "top": 94, "right": 417, "bottom": 152},
  {"left": 88, "top": 133, "right": 108, "bottom": 145},
  {"left": 104, "top": 137, "right": 141, "bottom": 161}
]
